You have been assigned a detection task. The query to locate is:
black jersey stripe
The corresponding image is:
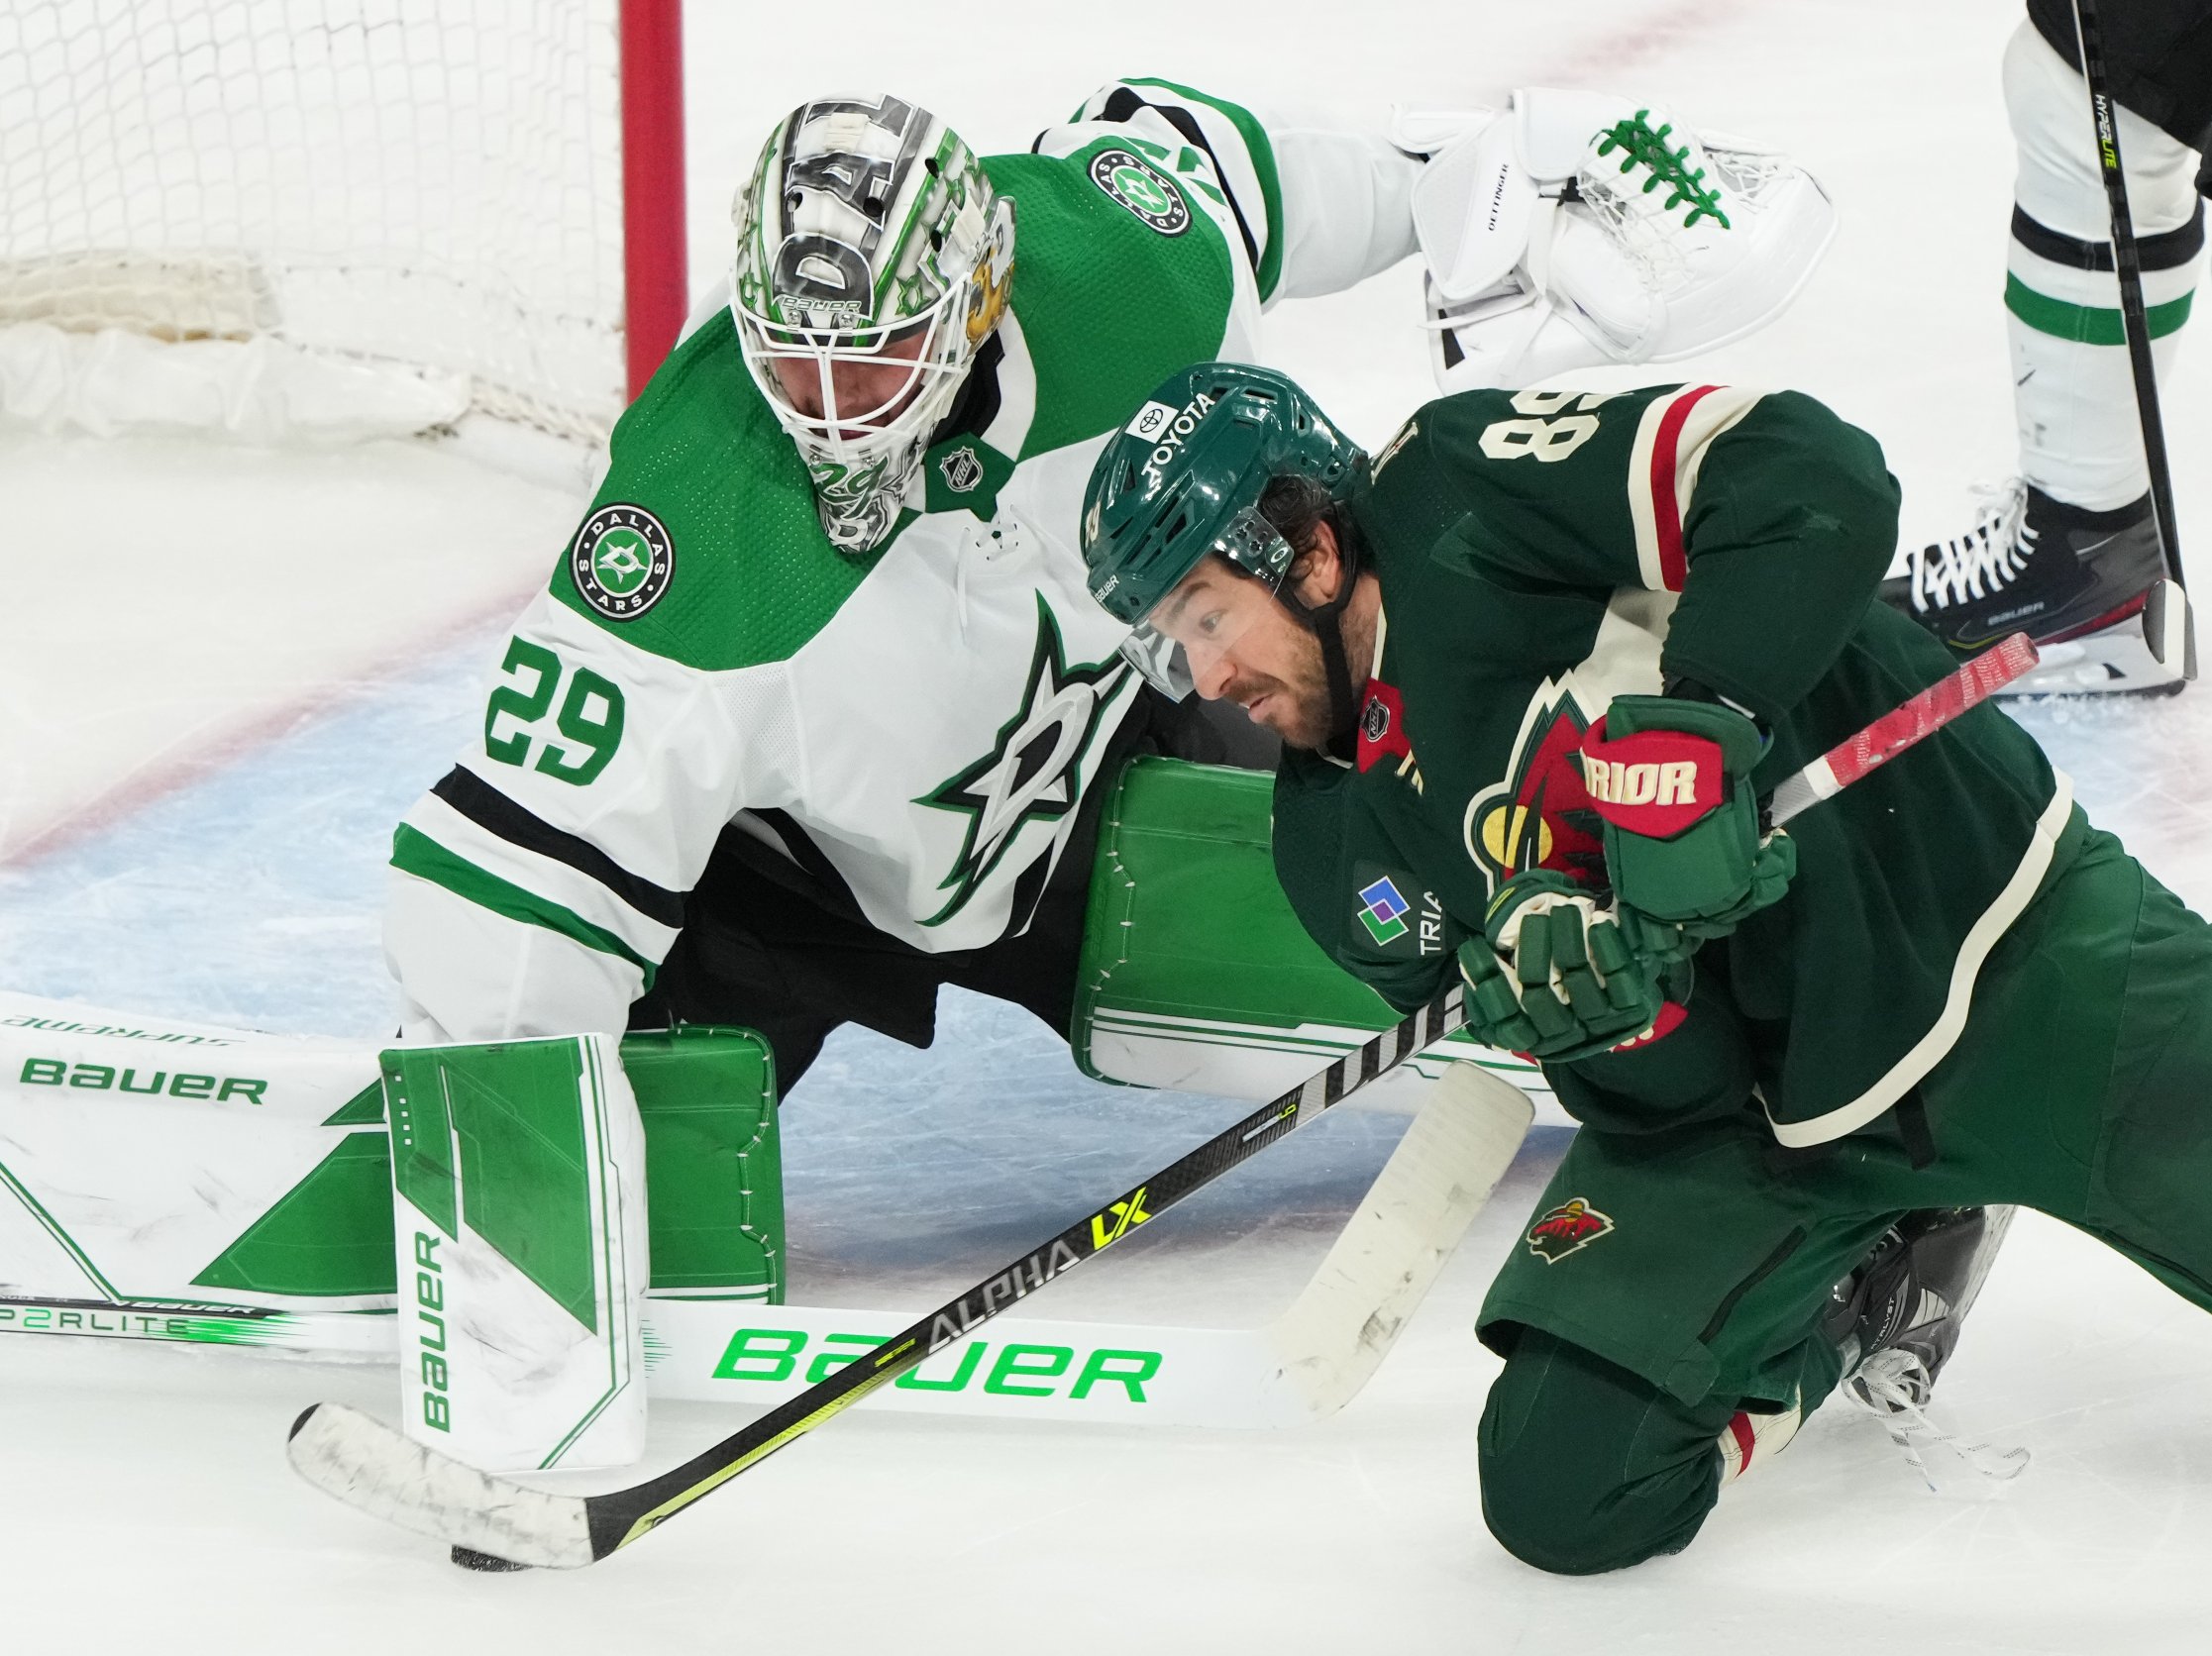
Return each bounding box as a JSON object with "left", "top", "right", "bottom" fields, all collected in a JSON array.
[
  {"left": 431, "top": 767, "right": 686, "bottom": 930},
  {"left": 1097, "top": 85, "right": 1264, "bottom": 276},
  {"left": 2011, "top": 200, "right": 2205, "bottom": 272}
]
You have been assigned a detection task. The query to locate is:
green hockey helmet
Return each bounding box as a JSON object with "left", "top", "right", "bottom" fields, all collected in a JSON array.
[{"left": 1081, "top": 362, "right": 1366, "bottom": 699}]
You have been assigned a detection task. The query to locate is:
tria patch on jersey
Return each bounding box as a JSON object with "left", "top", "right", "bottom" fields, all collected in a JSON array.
[
  {"left": 1526, "top": 1197, "right": 1615, "bottom": 1264},
  {"left": 1088, "top": 148, "right": 1191, "bottom": 236},
  {"left": 570, "top": 503, "right": 675, "bottom": 621},
  {"left": 1352, "top": 862, "right": 1445, "bottom": 958}
]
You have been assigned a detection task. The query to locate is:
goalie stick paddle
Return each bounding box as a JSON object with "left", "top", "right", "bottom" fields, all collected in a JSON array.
[{"left": 286, "top": 636, "right": 2039, "bottom": 1571}]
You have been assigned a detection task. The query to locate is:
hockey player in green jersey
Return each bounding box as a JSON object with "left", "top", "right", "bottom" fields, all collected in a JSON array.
[
  {"left": 383, "top": 84, "right": 1833, "bottom": 1086},
  {"left": 1081, "top": 361, "right": 2212, "bottom": 1572}
]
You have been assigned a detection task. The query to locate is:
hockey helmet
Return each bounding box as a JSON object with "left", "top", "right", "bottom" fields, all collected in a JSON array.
[
  {"left": 732, "top": 95, "right": 1016, "bottom": 555},
  {"left": 1081, "top": 362, "right": 1365, "bottom": 698}
]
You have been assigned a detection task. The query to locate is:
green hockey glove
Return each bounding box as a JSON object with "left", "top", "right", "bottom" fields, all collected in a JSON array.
[
  {"left": 1579, "top": 694, "right": 1796, "bottom": 939},
  {"left": 1457, "top": 871, "right": 1689, "bottom": 1064}
]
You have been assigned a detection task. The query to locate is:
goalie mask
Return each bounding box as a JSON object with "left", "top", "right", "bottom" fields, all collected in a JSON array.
[{"left": 733, "top": 95, "right": 1016, "bottom": 554}]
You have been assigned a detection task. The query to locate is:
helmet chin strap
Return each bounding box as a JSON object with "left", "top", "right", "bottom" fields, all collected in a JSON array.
[{"left": 1275, "top": 526, "right": 1365, "bottom": 750}]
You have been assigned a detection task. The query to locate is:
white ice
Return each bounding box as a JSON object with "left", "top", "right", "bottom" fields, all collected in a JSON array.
[{"left": 6, "top": 1, "right": 2212, "bottom": 1650}]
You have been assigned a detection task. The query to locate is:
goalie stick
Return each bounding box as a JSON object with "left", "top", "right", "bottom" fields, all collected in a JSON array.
[{"left": 287, "top": 635, "right": 2040, "bottom": 1571}]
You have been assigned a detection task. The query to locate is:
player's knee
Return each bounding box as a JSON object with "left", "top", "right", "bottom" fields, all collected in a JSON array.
[{"left": 1477, "top": 1327, "right": 1720, "bottom": 1575}]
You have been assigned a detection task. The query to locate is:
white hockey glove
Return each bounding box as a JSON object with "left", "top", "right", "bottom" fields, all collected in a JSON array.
[{"left": 1399, "top": 89, "right": 1836, "bottom": 391}]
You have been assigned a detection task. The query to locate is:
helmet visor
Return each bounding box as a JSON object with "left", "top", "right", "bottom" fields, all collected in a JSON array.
[{"left": 1121, "top": 517, "right": 1294, "bottom": 701}]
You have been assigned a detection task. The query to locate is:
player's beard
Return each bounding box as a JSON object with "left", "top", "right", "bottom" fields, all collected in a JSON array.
[{"left": 1225, "top": 625, "right": 1334, "bottom": 752}]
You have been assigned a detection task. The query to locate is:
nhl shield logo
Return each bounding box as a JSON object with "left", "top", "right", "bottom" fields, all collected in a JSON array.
[
  {"left": 1526, "top": 1197, "right": 1615, "bottom": 1264},
  {"left": 938, "top": 445, "right": 985, "bottom": 494}
]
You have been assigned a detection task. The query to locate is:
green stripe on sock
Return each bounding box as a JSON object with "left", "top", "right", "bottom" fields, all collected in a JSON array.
[
  {"left": 2004, "top": 273, "right": 2194, "bottom": 344},
  {"left": 391, "top": 824, "right": 657, "bottom": 986}
]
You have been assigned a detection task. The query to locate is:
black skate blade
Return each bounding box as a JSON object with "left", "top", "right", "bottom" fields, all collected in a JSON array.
[{"left": 2143, "top": 578, "right": 2196, "bottom": 681}]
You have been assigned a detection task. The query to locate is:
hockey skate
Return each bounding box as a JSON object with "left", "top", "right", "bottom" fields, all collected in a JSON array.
[
  {"left": 1823, "top": 1205, "right": 2015, "bottom": 1413},
  {"left": 1880, "top": 482, "right": 2175, "bottom": 694}
]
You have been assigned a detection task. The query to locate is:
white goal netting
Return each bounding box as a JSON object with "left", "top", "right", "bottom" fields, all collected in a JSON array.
[{"left": 0, "top": 1, "right": 631, "bottom": 444}]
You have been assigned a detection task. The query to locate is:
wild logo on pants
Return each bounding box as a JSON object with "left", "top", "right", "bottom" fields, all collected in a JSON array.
[{"left": 1527, "top": 1197, "right": 1615, "bottom": 1263}]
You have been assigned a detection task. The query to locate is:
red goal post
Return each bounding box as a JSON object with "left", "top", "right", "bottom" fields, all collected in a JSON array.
[{"left": 0, "top": 0, "right": 689, "bottom": 446}]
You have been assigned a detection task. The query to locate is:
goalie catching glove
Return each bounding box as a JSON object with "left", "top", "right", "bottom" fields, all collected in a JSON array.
[
  {"left": 1459, "top": 872, "right": 1691, "bottom": 1064},
  {"left": 1579, "top": 696, "right": 1796, "bottom": 939}
]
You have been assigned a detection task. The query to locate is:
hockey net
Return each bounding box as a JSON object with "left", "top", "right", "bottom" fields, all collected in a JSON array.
[{"left": 0, "top": 0, "right": 685, "bottom": 446}]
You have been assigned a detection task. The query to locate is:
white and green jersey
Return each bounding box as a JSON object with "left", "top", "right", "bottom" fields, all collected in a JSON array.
[{"left": 387, "top": 81, "right": 1422, "bottom": 1042}]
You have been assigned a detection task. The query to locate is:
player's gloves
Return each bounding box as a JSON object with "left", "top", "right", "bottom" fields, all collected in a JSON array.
[
  {"left": 1579, "top": 694, "right": 1795, "bottom": 940},
  {"left": 1458, "top": 871, "right": 1689, "bottom": 1063}
]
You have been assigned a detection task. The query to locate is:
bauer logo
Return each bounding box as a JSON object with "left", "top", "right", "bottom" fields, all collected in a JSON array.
[
  {"left": 1088, "top": 149, "right": 1190, "bottom": 235},
  {"left": 711, "top": 1326, "right": 1164, "bottom": 1403},
  {"left": 570, "top": 503, "right": 674, "bottom": 621}
]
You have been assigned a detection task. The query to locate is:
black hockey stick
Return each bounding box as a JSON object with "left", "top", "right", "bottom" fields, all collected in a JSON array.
[
  {"left": 2070, "top": 0, "right": 2196, "bottom": 679},
  {"left": 290, "top": 988, "right": 1470, "bottom": 1571},
  {"left": 286, "top": 637, "right": 2041, "bottom": 1571}
]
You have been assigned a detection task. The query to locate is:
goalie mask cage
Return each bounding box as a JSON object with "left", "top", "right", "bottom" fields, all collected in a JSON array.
[{"left": 0, "top": 0, "right": 687, "bottom": 445}]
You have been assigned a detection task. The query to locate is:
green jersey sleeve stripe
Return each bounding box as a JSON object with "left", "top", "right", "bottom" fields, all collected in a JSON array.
[
  {"left": 2004, "top": 272, "right": 2194, "bottom": 344},
  {"left": 1117, "top": 78, "right": 1286, "bottom": 302},
  {"left": 391, "top": 823, "right": 659, "bottom": 987}
]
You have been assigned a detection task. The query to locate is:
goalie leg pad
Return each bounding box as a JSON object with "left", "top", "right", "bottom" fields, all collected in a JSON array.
[{"left": 384, "top": 1032, "right": 649, "bottom": 1474}]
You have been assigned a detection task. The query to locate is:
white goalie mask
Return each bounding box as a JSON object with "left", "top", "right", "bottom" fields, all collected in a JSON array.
[{"left": 732, "top": 95, "right": 1016, "bottom": 555}]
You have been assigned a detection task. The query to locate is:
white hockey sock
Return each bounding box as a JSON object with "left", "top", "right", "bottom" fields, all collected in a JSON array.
[{"left": 2003, "top": 21, "right": 2204, "bottom": 511}]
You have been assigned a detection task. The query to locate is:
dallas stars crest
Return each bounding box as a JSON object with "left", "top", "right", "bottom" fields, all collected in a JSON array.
[{"left": 916, "top": 596, "right": 1130, "bottom": 927}]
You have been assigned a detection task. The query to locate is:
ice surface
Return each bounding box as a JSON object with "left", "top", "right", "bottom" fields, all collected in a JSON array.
[{"left": 6, "top": 1, "right": 2212, "bottom": 1651}]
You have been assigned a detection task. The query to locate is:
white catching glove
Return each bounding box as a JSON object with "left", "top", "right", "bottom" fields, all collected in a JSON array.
[{"left": 1399, "top": 89, "right": 1836, "bottom": 391}]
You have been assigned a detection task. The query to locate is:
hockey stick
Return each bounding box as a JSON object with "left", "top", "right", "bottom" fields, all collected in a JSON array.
[
  {"left": 2069, "top": 0, "right": 2195, "bottom": 681},
  {"left": 287, "top": 636, "right": 2041, "bottom": 1570},
  {"left": 1766, "top": 632, "right": 2039, "bottom": 825},
  {"left": 2, "top": 1065, "right": 1527, "bottom": 1431}
]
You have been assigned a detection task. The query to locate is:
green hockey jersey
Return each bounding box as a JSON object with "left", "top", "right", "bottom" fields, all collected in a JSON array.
[
  {"left": 385, "top": 80, "right": 1422, "bottom": 1044},
  {"left": 1271, "top": 383, "right": 2081, "bottom": 1147}
]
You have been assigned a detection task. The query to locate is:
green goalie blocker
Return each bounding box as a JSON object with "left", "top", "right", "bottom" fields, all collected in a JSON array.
[{"left": 1071, "top": 757, "right": 1542, "bottom": 1106}]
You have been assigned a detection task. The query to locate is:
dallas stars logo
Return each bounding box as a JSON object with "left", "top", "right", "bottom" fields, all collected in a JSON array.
[{"left": 917, "top": 596, "right": 1131, "bottom": 926}]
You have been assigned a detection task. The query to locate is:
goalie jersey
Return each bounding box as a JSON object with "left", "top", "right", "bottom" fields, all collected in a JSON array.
[{"left": 385, "top": 81, "right": 1421, "bottom": 1043}]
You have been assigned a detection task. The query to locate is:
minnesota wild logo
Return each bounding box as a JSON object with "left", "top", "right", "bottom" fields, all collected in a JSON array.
[
  {"left": 1461, "top": 682, "right": 1605, "bottom": 896},
  {"left": 1088, "top": 148, "right": 1190, "bottom": 236},
  {"left": 1527, "top": 1197, "right": 1615, "bottom": 1264},
  {"left": 571, "top": 503, "right": 674, "bottom": 621}
]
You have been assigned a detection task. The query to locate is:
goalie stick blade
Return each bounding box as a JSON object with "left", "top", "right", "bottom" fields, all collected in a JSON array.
[
  {"left": 286, "top": 1403, "right": 597, "bottom": 1570},
  {"left": 1262, "top": 1064, "right": 1532, "bottom": 1417}
]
